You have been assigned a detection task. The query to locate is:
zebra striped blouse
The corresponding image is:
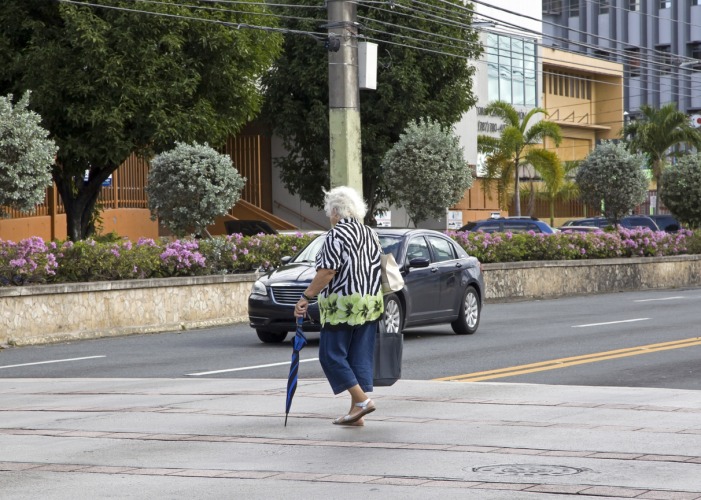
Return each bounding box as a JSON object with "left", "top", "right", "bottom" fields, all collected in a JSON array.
[{"left": 315, "top": 217, "right": 384, "bottom": 327}]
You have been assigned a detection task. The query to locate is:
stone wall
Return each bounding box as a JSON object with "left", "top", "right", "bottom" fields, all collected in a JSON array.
[
  {"left": 0, "top": 275, "right": 252, "bottom": 347},
  {"left": 483, "top": 255, "right": 701, "bottom": 302},
  {"left": 2, "top": 255, "right": 700, "bottom": 346}
]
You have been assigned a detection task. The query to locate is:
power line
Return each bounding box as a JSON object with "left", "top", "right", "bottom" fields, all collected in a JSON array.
[
  {"left": 57, "top": 0, "right": 701, "bottom": 120},
  {"left": 58, "top": 0, "right": 329, "bottom": 38}
]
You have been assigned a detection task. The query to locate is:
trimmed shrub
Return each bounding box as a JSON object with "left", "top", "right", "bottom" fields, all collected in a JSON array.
[{"left": 146, "top": 142, "right": 246, "bottom": 237}]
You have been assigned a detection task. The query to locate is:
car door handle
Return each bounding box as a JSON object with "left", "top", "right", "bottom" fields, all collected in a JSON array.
[
  {"left": 455, "top": 262, "right": 462, "bottom": 268},
  {"left": 431, "top": 267, "right": 438, "bottom": 273}
]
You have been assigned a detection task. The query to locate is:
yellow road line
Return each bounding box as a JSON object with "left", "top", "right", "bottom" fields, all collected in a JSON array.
[{"left": 434, "top": 337, "right": 701, "bottom": 382}]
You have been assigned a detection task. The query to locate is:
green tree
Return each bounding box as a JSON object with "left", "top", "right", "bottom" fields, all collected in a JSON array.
[
  {"left": 146, "top": 142, "right": 246, "bottom": 237},
  {"left": 528, "top": 158, "right": 579, "bottom": 227},
  {"left": 261, "top": 0, "right": 482, "bottom": 222},
  {"left": 0, "top": 0, "right": 281, "bottom": 240},
  {"left": 659, "top": 154, "right": 701, "bottom": 229},
  {"left": 478, "top": 101, "right": 563, "bottom": 217},
  {"left": 382, "top": 118, "right": 473, "bottom": 226},
  {"left": 623, "top": 104, "right": 701, "bottom": 213},
  {"left": 575, "top": 141, "right": 648, "bottom": 227},
  {"left": 0, "top": 92, "right": 57, "bottom": 215}
]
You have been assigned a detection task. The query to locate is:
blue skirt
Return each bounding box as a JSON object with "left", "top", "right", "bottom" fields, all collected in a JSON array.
[{"left": 318, "top": 321, "right": 378, "bottom": 395}]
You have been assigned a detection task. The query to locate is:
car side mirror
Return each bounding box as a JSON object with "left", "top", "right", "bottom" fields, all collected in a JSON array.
[
  {"left": 409, "top": 257, "right": 430, "bottom": 268},
  {"left": 281, "top": 256, "right": 292, "bottom": 265}
]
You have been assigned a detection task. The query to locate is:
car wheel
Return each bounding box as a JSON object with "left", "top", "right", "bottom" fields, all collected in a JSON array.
[
  {"left": 383, "top": 293, "right": 404, "bottom": 334},
  {"left": 256, "top": 330, "right": 288, "bottom": 343},
  {"left": 451, "top": 285, "right": 481, "bottom": 335}
]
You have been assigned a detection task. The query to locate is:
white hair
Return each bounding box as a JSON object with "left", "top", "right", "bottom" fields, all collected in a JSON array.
[{"left": 323, "top": 186, "right": 367, "bottom": 220}]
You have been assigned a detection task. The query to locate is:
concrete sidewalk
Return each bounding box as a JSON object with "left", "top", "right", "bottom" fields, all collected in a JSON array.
[{"left": 1, "top": 378, "right": 700, "bottom": 499}]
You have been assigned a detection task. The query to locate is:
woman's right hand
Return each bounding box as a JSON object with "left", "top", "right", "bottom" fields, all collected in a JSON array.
[{"left": 294, "top": 297, "right": 308, "bottom": 318}]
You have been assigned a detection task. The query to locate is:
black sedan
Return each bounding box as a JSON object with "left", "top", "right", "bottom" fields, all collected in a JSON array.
[{"left": 248, "top": 228, "right": 484, "bottom": 343}]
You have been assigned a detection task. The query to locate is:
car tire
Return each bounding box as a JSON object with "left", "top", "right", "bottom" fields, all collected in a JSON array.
[
  {"left": 256, "top": 330, "right": 288, "bottom": 343},
  {"left": 451, "top": 285, "right": 481, "bottom": 335},
  {"left": 383, "top": 293, "right": 404, "bottom": 334}
]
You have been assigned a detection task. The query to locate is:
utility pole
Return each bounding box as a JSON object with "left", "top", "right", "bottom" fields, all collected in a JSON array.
[{"left": 327, "top": 0, "right": 363, "bottom": 194}]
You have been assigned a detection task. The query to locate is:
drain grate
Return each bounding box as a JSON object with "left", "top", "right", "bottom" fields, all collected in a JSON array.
[{"left": 471, "top": 464, "right": 592, "bottom": 477}]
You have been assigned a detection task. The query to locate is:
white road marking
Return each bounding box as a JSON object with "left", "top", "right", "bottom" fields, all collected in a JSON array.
[
  {"left": 0, "top": 355, "right": 106, "bottom": 370},
  {"left": 572, "top": 318, "right": 650, "bottom": 328},
  {"left": 186, "top": 357, "right": 320, "bottom": 376},
  {"left": 634, "top": 296, "right": 685, "bottom": 302}
]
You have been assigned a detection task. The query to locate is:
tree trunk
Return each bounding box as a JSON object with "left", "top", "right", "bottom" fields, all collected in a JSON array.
[
  {"left": 527, "top": 178, "right": 535, "bottom": 216},
  {"left": 513, "top": 159, "right": 521, "bottom": 216},
  {"left": 53, "top": 169, "right": 110, "bottom": 241},
  {"left": 549, "top": 199, "right": 555, "bottom": 227},
  {"left": 653, "top": 159, "right": 662, "bottom": 214}
]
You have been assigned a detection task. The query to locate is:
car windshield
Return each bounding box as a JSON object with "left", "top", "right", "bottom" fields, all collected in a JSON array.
[
  {"left": 292, "top": 235, "right": 326, "bottom": 263},
  {"left": 292, "top": 232, "right": 403, "bottom": 263}
]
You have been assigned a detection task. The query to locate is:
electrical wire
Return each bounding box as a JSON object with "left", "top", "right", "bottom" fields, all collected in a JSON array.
[{"left": 57, "top": 0, "right": 701, "bottom": 119}]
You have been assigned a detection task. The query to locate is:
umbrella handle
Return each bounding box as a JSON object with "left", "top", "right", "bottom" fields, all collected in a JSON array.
[{"left": 296, "top": 316, "right": 303, "bottom": 327}]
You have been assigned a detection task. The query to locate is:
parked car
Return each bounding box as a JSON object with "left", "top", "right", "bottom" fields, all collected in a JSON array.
[
  {"left": 248, "top": 228, "right": 484, "bottom": 343},
  {"left": 458, "top": 216, "right": 557, "bottom": 234},
  {"left": 562, "top": 216, "right": 660, "bottom": 231},
  {"left": 649, "top": 214, "right": 681, "bottom": 232},
  {"left": 557, "top": 225, "right": 603, "bottom": 233}
]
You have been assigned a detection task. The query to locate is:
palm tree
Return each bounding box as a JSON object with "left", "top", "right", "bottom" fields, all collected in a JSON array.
[
  {"left": 623, "top": 104, "right": 701, "bottom": 213},
  {"left": 478, "top": 100, "right": 563, "bottom": 216}
]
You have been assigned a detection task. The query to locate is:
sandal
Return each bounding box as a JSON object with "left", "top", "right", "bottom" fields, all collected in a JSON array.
[
  {"left": 336, "top": 417, "right": 365, "bottom": 427},
  {"left": 333, "top": 398, "right": 375, "bottom": 425}
]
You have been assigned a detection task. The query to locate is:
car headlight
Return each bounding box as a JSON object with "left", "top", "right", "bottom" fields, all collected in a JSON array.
[{"left": 251, "top": 280, "right": 268, "bottom": 297}]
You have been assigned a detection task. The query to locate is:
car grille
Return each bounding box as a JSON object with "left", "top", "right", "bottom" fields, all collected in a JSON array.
[{"left": 271, "top": 285, "right": 316, "bottom": 305}]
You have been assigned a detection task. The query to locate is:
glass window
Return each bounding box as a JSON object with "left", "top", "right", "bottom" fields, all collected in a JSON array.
[
  {"left": 657, "top": 45, "right": 672, "bottom": 75},
  {"left": 625, "top": 48, "right": 641, "bottom": 77},
  {"left": 690, "top": 43, "right": 701, "bottom": 61},
  {"left": 693, "top": 0, "right": 701, "bottom": 6},
  {"left": 599, "top": 0, "right": 609, "bottom": 14},
  {"left": 427, "top": 236, "right": 455, "bottom": 263},
  {"left": 628, "top": 0, "right": 640, "bottom": 10},
  {"left": 659, "top": 0, "right": 671, "bottom": 8},
  {"left": 543, "top": 0, "right": 563, "bottom": 14},
  {"left": 379, "top": 235, "right": 402, "bottom": 261},
  {"left": 569, "top": 0, "right": 580, "bottom": 16},
  {"left": 406, "top": 238, "right": 430, "bottom": 262},
  {"left": 487, "top": 34, "right": 537, "bottom": 107},
  {"left": 504, "top": 221, "right": 539, "bottom": 233}
]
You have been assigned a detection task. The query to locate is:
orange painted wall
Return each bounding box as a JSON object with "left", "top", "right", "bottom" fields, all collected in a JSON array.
[{"left": 0, "top": 209, "right": 158, "bottom": 242}]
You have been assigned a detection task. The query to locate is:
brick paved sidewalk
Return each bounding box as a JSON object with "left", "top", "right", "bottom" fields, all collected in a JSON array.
[{"left": 2, "top": 378, "right": 700, "bottom": 499}]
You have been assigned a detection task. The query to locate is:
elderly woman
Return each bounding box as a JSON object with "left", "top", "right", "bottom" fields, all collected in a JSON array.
[{"left": 294, "top": 186, "right": 384, "bottom": 426}]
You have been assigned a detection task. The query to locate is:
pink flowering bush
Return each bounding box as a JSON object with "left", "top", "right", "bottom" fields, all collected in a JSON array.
[
  {"left": 0, "top": 237, "right": 57, "bottom": 285},
  {"left": 448, "top": 227, "right": 696, "bottom": 264},
  {"left": 1, "top": 229, "right": 698, "bottom": 286},
  {"left": 0, "top": 232, "right": 320, "bottom": 286}
]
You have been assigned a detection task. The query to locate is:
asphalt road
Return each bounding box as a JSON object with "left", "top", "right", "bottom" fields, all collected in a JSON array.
[{"left": 1, "top": 287, "right": 700, "bottom": 390}]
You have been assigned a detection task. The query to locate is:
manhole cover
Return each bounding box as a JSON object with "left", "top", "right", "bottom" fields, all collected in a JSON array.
[{"left": 471, "top": 464, "right": 591, "bottom": 477}]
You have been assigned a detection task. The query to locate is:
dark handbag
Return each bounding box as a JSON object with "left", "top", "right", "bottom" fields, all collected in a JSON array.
[{"left": 373, "top": 320, "right": 403, "bottom": 386}]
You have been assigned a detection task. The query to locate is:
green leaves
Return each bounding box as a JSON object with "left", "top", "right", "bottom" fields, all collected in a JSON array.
[
  {"left": 660, "top": 154, "right": 701, "bottom": 229},
  {"left": 382, "top": 118, "right": 473, "bottom": 225},
  {"left": 146, "top": 142, "right": 246, "bottom": 237},
  {"left": 0, "top": 92, "right": 57, "bottom": 214},
  {"left": 0, "top": 0, "right": 281, "bottom": 238},
  {"left": 575, "top": 141, "right": 648, "bottom": 225},
  {"left": 261, "top": 0, "right": 482, "bottom": 217}
]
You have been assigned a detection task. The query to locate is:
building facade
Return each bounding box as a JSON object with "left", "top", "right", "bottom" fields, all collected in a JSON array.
[{"left": 543, "top": 0, "right": 701, "bottom": 118}]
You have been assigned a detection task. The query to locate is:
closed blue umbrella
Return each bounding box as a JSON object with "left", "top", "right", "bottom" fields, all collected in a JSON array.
[{"left": 284, "top": 316, "right": 308, "bottom": 426}]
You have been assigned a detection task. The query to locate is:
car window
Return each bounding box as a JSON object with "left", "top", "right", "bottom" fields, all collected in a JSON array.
[
  {"left": 406, "top": 237, "right": 430, "bottom": 262},
  {"left": 504, "top": 221, "right": 538, "bottom": 233},
  {"left": 475, "top": 221, "right": 501, "bottom": 233},
  {"left": 427, "top": 236, "right": 455, "bottom": 262},
  {"left": 378, "top": 235, "right": 402, "bottom": 261}
]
